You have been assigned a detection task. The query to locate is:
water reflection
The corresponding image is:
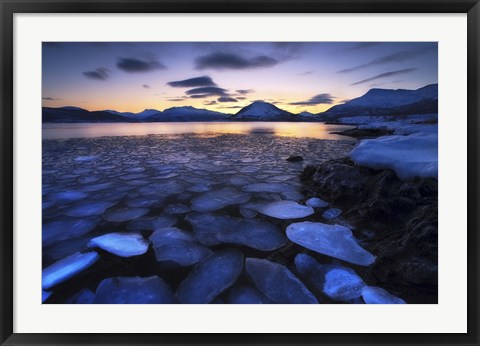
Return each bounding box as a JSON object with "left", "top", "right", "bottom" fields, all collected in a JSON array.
[{"left": 42, "top": 122, "right": 356, "bottom": 140}]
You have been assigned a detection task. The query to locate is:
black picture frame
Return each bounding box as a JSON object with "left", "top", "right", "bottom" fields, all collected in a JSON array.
[{"left": 1, "top": 0, "right": 479, "bottom": 345}]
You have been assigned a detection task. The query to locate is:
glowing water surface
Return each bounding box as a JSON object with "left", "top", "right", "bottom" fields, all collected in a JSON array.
[{"left": 42, "top": 122, "right": 356, "bottom": 140}]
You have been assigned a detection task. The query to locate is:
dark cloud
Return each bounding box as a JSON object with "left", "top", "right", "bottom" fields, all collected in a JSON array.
[
  {"left": 290, "top": 93, "right": 335, "bottom": 106},
  {"left": 300, "top": 70, "right": 315, "bottom": 75},
  {"left": 218, "top": 96, "right": 238, "bottom": 103},
  {"left": 338, "top": 47, "right": 433, "bottom": 73},
  {"left": 195, "top": 52, "right": 278, "bottom": 70},
  {"left": 42, "top": 97, "right": 62, "bottom": 101},
  {"left": 185, "top": 86, "right": 228, "bottom": 98},
  {"left": 83, "top": 67, "right": 110, "bottom": 81},
  {"left": 236, "top": 96, "right": 247, "bottom": 100},
  {"left": 189, "top": 95, "right": 210, "bottom": 99},
  {"left": 236, "top": 89, "right": 255, "bottom": 95},
  {"left": 351, "top": 68, "right": 416, "bottom": 85},
  {"left": 117, "top": 57, "right": 166, "bottom": 73},
  {"left": 143, "top": 84, "right": 150, "bottom": 89},
  {"left": 167, "top": 98, "right": 187, "bottom": 102},
  {"left": 204, "top": 100, "right": 217, "bottom": 105},
  {"left": 168, "top": 76, "right": 216, "bottom": 88}
]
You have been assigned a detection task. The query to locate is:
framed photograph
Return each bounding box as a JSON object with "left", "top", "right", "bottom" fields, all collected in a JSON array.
[{"left": 1, "top": 0, "right": 478, "bottom": 345}]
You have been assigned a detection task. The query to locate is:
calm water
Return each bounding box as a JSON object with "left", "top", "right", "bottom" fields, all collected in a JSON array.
[{"left": 42, "top": 122, "right": 356, "bottom": 140}]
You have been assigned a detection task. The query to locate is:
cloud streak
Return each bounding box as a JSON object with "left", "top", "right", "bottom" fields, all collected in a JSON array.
[
  {"left": 338, "top": 47, "right": 433, "bottom": 73},
  {"left": 117, "top": 58, "right": 166, "bottom": 73},
  {"left": 83, "top": 67, "right": 110, "bottom": 81},
  {"left": 218, "top": 96, "right": 238, "bottom": 103},
  {"left": 195, "top": 52, "right": 278, "bottom": 70},
  {"left": 351, "top": 68, "right": 416, "bottom": 85},
  {"left": 290, "top": 93, "right": 335, "bottom": 106},
  {"left": 168, "top": 76, "right": 216, "bottom": 88},
  {"left": 42, "top": 97, "right": 62, "bottom": 101},
  {"left": 236, "top": 89, "right": 255, "bottom": 95},
  {"left": 185, "top": 86, "right": 228, "bottom": 98}
]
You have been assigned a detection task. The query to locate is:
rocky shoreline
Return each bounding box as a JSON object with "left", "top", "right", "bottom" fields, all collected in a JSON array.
[{"left": 300, "top": 123, "right": 438, "bottom": 303}]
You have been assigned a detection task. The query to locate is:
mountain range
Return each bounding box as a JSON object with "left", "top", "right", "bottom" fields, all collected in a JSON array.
[{"left": 42, "top": 84, "right": 438, "bottom": 123}]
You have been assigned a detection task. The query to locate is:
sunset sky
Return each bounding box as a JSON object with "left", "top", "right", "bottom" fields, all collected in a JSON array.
[{"left": 42, "top": 42, "right": 438, "bottom": 114}]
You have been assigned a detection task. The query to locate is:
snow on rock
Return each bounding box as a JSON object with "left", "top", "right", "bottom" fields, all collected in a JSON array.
[
  {"left": 176, "top": 249, "right": 244, "bottom": 304},
  {"left": 88, "top": 233, "right": 149, "bottom": 257},
  {"left": 286, "top": 222, "right": 376, "bottom": 266},
  {"left": 362, "top": 286, "right": 406, "bottom": 304},
  {"left": 323, "top": 267, "right": 365, "bottom": 302},
  {"left": 187, "top": 212, "right": 287, "bottom": 251},
  {"left": 191, "top": 187, "right": 251, "bottom": 212},
  {"left": 252, "top": 200, "right": 314, "bottom": 219},
  {"left": 103, "top": 207, "right": 149, "bottom": 222},
  {"left": 245, "top": 258, "right": 318, "bottom": 304},
  {"left": 322, "top": 208, "right": 342, "bottom": 220},
  {"left": 64, "top": 201, "right": 116, "bottom": 217},
  {"left": 93, "top": 276, "right": 175, "bottom": 304},
  {"left": 350, "top": 133, "right": 438, "bottom": 180},
  {"left": 226, "top": 284, "right": 273, "bottom": 304},
  {"left": 42, "top": 251, "right": 100, "bottom": 290},
  {"left": 306, "top": 197, "right": 329, "bottom": 208},
  {"left": 149, "top": 227, "right": 212, "bottom": 266}
]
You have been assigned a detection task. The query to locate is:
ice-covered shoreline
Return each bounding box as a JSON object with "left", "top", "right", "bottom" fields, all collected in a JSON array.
[
  {"left": 300, "top": 114, "right": 438, "bottom": 303},
  {"left": 336, "top": 114, "right": 438, "bottom": 181}
]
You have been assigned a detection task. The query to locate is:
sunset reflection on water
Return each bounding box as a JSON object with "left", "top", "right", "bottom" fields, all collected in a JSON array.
[{"left": 42, "top": 122, "right": 356, "bottom": 140}]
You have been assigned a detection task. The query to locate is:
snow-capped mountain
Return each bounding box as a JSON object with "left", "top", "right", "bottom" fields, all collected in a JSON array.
[
  {"left": 233, "top": 101, "right": 294, "bottom": 120},
  {"left": 323, "top": 84, "right": 438, "bottom": 117},
  {"left": 103, "top": 109, "right": 161, "bottom": 119}
]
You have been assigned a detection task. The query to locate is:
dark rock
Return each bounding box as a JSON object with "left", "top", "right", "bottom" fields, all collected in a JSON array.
[
  {"left": 331, "top": 127, "right": 394, "bottom": 139},
  {"left": 301, "top": 157, "right": 437, "bottom": 303},
  {"left": 286, "top": 155, "right": 303, "bottom": 162}
]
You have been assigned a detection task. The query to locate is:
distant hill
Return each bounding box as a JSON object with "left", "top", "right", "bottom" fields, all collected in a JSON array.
[
  {"left": 233, "top": 101, "right": 296, "bottom": 121},
  {"left": 322, "top": 84, "right": 438, "bottom": 117},
  {"left": 297, "top": 111, "right": 315, "bottom": 117},
  {"left": 103, "top": 109, "right": 161, "bottom": 119},
  {"left": 145, "top": 106, "right": 230, "bottom": 122},
  {"left": 43, "top": 107, "right": 139, "bottom": 123}
]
